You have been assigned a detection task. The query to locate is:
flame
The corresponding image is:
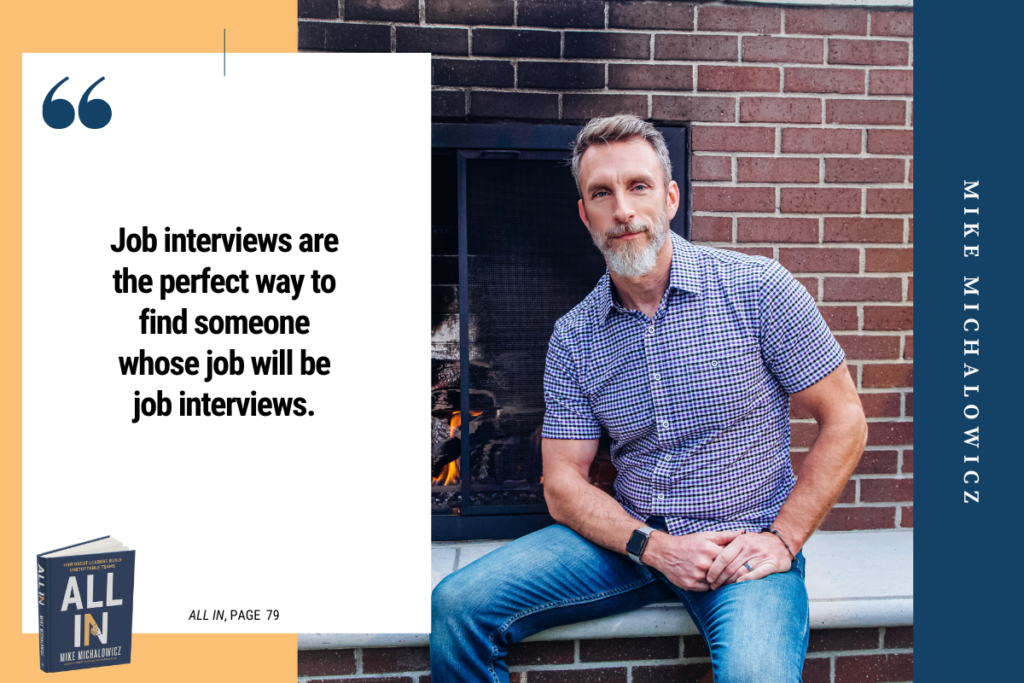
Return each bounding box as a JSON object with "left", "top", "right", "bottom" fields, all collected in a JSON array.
[
  {"left": 434, "top": 460, "right": 459, "bottom": 486},
  {"left": 433, "top": 411, "right": 481, "bottom": 486}
]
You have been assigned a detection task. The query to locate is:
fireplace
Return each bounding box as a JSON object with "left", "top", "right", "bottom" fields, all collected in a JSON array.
[{"left": 431, "top": 123, "right": 691, "bottom": 541}]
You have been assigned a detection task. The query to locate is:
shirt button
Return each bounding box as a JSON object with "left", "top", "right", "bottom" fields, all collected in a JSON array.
[
  {"left": 711, "top": 360, "right": 719, "bottom": 367},
  {"left": 660, "top": 420, "right": 669, "bottom": 429},
  {"left": 653, "top": 372, "right": 661, "bottom": 380},
  {"left": 647, "top": 325, "right": 656, "bottom": 334},
  {"left": 658, "top": 494, "right": 665, "bottom": 500}
]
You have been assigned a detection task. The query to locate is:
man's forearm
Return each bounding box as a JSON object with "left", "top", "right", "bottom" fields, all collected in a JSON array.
[
  {"left": 773, "top": 410, "right": 868, "bottom": 553},
  {"left": 544, "top": 464, "right": 644, "bottom": 556}
]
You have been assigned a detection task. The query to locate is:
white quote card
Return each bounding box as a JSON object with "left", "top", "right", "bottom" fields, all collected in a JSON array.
[{"left": 23, "top": 53, "right": 431, "bottom": 633}]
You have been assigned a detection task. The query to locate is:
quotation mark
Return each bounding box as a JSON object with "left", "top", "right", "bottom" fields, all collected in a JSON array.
[{"left": 43, "top": 77, "right": 112, "bottom": 130}]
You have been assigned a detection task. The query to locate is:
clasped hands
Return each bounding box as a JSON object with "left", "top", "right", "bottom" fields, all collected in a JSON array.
[{"left": 642, "top": 528, "right": 792, "bottom": 592}]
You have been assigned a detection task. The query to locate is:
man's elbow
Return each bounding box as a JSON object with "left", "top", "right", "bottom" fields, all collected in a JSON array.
[
  {"left": 544, "top": 469, "right": 591, "bottom": 527},
  {"left": 847, "top": 405, "right": 869, "bottom": 468},
  {"left": 823, "top": 400, "right": 869, "bottom": 471},
  {"left": 543, "top": 479, "right": 571, "bottom": 526}
]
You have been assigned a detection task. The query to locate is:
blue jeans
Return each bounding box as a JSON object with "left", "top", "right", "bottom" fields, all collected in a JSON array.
[{"left": 431, "top": 521, "right": 809, "bottom": 682}]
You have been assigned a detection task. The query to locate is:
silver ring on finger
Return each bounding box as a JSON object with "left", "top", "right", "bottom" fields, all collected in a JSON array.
[{"left": 743, "top": 561, "right": 754, "bottom": 572}]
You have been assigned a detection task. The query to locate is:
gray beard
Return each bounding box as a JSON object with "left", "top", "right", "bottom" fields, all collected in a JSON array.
[{"left": 590, "top": 212, "right": 670, "bottom": 278}]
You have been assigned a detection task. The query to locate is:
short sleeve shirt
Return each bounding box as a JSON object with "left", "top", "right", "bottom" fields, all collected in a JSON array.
[{"left": 541, "top": 232, "right": 845, "bottom": 535}]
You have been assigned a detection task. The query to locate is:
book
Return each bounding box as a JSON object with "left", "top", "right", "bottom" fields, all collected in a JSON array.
[{"left": 37, "top": 536, "right": 135, "bottom": 673}]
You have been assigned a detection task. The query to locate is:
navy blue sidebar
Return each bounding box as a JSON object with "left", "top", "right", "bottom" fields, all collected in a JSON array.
[{"left": 916, "top": 3, "right": 1023, "bottom": 679}]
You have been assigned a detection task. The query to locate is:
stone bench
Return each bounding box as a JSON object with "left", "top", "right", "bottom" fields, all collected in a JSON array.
[{"left": 298, "top": 530, "right": 912, "bottom": 650}]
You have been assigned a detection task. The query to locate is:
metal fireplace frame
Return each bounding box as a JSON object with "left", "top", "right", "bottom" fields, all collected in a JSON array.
[{"left": 432, "top": 122, "right": 691, "bottom": 541}]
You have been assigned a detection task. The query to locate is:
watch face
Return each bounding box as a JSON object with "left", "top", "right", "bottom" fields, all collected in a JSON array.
[{"left": 626, "top": 530, "right": 647, "bottom": 556}]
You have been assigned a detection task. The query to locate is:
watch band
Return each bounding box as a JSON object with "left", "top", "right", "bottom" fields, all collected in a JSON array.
[{"left": 626, "top": 526, "right": 657, "bottom": 564}]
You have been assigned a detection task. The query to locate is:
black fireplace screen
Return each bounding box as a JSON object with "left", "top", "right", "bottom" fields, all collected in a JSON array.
[{"left": 431, "top": 124, "right": 690, "bottom": 541}]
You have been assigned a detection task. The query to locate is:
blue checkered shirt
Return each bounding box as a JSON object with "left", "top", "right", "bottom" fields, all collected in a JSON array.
[{"left": 542, "top": 232, "right": 845, "bottom": 535}]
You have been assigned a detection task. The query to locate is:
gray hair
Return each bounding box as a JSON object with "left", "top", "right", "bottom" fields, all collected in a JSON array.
[{"left": 570, "top": 114, "right": 673, "bottom": 197}]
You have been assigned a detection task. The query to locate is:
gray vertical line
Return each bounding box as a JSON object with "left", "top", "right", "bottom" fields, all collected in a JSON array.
[
  {"left": 457, "top": 152, "right": 471, "bottom": 511},
  {"left": 223, "top": 29, "right": 226, "bottom": 76}
]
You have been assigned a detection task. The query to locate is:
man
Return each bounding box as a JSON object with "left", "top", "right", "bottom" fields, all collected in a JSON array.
[{"left": 431, "top": 115, "right": 867, "bottom": 682}]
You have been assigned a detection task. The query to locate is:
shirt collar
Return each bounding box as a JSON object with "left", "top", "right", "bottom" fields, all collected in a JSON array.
[
  {"left": 668, "top": 231, "right": 702, "bottom": 297},
  {"left": 597, "top": 231, "right": 702, "bottom": 321}
]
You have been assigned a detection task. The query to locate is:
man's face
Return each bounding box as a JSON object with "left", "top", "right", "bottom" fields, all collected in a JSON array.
[{"left": 577, "top": 138, "right": 680, "bottom": 278}]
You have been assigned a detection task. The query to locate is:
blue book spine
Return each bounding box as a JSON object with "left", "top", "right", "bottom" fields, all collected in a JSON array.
[{"left": 37, "top": 554, "right": 50, "bottom": 672}]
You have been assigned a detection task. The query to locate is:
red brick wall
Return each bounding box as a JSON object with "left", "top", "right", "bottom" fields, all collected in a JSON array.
[
  {"left": 300, "top": 0, "right": 914, "bottom": 534},
  {"left": 298, "top": 626, "right": 913, "bottom": 682},
  {"left": 297, "top": 3, "right": 914, "bottom": 680}
]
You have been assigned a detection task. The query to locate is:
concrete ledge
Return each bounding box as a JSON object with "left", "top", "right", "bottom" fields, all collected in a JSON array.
[{"left": 298, "top": 530, "right": 912, "bottom": 650}]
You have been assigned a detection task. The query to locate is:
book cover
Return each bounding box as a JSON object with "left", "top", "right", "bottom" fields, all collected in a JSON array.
[{"left": 37, "top": 537, "right": 135, "bottom": 673}]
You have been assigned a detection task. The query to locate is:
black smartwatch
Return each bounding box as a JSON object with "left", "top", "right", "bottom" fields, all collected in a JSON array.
[{"left": 626, "top": 526, "right": 657, "bottom": 564}]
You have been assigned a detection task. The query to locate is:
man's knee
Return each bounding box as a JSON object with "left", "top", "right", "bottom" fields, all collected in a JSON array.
[
  {"left": 713, "top": 640, "right": 803, "bottom": 683},
  {"left": 431, "top": 563, "right": 497, "bottom": 637},
  {"left": 431, "top": 571, "right": 470, "bottom": 632}
]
